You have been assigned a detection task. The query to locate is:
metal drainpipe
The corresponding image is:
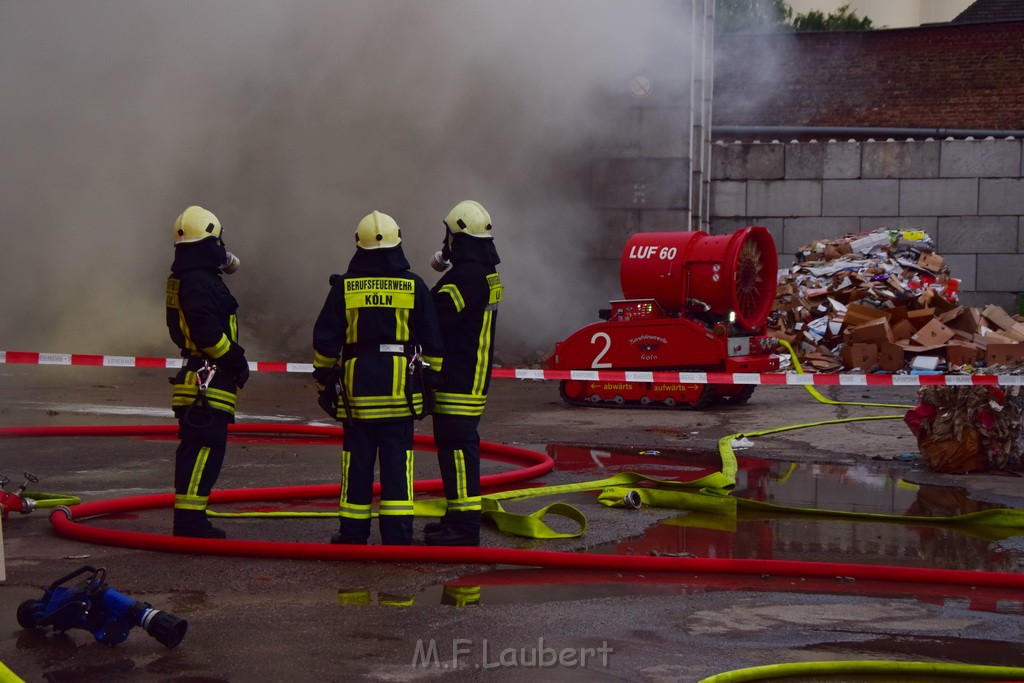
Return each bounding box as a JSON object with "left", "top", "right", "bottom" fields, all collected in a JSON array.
[
  {"left": 710, "top": 125, "right": 1024, "bottom": 139},
  {"left": 700, "top": 0, "right": 715, "bottom": 231},
  {"left": 686, "top": 0, "right": 698, "bottom": 232},
  {"left": 688, "top": 0, "right": 715, "bottom": 232}
]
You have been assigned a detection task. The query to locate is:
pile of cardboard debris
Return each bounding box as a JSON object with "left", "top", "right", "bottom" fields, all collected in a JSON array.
[{"left": 770, "top": 228, "right": 1024, "bottom": 373}]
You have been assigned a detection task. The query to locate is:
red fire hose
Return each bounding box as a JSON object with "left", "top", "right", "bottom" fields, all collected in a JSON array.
[
  {"left": 1, "top": 423, "right": 550, "bottom": 497},
  {"left": 44, "top": 503, "right": 1024, "bottom": 588},
  {"left": 5, "top": 423, "right": 1024, "bottom": 590}
]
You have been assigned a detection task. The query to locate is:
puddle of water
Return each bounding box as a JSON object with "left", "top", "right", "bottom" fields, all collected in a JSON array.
[
  {"left": 547, "top": 443, "right": 719, "bottom": 475},
  {"left": 548, "top": 443, "right": 1024, "bottom": 574},
  {"left": 804, "top": 634, "right": 1024, "bottom": 668},
  {"left": 403, "top": 444, "right": 1024, "bottom": 613},
  {"left": 408, "top": 566, "right": 1024, "bottom": 616}
]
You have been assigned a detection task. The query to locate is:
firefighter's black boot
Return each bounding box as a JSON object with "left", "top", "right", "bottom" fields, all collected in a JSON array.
[
  {"left": 173, "top": 509, "right": 227, "bottom": 539},
  {"left": 331, "top": 519, "right": 370, "bottom": 545},
  {"left": 380, "top": 516, "right": 415, "bottom": 546},
  {"left": 329, "top": 533, "right": 366, "bottom": 545},
  {"left": 422, "top": 515, "right": 449, "bottom": 536},
  {"left": 424, "top": 511, "right": 481, "bottom": 547}
]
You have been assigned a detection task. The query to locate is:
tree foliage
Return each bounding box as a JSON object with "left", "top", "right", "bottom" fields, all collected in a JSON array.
[
  {"left": 716, "top": 0, "right": 876, "bottom": 33},
  {"left": 792, "top": 3, "right": 875, "bottom": 30},
  {"left": 716, "top": 0, "right": 793, "bottom": 34}
]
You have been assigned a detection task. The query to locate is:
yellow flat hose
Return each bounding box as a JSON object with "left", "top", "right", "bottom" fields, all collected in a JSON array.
[
  {"left": 0, "top": 660, "right": 25, "bottom": 683},
  {"left": 23, "top": 492, "right": 81, "bottom": 508},
  {"left": 716, "top": 413, "right": 904, "bottom": 482},
  {"left": 777, "top": 338, "right": 915, "bottom": 409},
  {"left": 697, "top": 659, "right": 1024, "bottom": 682},
  {"left": 208, "top": 472, "right": 730, "bottom": 539}
]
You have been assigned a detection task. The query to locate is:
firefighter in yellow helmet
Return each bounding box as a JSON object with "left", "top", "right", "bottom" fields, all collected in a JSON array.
[
  {"left": 166, "top": 205, "right": 249, "bottom": 538},
  {"left": 312, "top": 210, "right": 444, "bottom": 545},
  {"left": 424, "top": 200, "right": 503, "bottom": 546}
]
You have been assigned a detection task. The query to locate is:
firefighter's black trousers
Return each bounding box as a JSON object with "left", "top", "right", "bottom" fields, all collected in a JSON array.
[
  {"left": 173, "top": 408, "right": 229, "bottom": 513},
  {"left": 433, "top": 414, "right": 482, "bottom": 530},
  {"left": 337, "top": 419, "right": 415, "bottom": 545}
]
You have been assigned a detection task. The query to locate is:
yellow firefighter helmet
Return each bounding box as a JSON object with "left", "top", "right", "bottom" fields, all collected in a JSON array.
[
  {"left": 173, "top": 205, "right": 222, "bottom": 245},
  {"left": 355, "top": 210, "right": 402, "bottom": 250},
  {"left": 444, "top": 200, "right": 493, "bottom": 239}
]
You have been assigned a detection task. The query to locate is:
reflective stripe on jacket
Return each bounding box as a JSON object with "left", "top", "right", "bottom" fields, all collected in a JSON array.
[{"left": 431, "top": 264, "right": 502, "bottom": 417}]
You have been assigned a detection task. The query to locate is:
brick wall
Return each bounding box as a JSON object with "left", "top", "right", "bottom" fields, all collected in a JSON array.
[{"left": 714, "top": 22, "right": 1024, "bottom": 130}]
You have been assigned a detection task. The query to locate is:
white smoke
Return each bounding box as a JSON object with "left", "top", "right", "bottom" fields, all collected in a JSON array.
[{"left": 0, "top": 0, "right": 693, "bottom": 363}]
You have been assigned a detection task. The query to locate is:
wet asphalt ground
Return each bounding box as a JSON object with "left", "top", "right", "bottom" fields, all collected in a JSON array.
[{"left": 1, "top": 364, "right": 1023, "bottom": 682}]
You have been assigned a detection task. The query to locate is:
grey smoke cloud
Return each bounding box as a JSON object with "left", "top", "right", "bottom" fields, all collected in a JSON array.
[{"left": 0, "top": 0, "right": 692, "bottom": 363}]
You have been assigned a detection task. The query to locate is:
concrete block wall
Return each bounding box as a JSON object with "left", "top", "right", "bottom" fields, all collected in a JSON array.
[
  {"left": 588, "top": 101, "right": 695, "bottom": 260},
  {"left": 709, "top": 138, "right": 1024, "bottom": 311}
]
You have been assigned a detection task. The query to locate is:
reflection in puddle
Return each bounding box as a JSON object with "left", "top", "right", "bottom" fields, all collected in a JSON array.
[
  {"left": 547, "top": 443, "right": 1024, "bottom": 574},
  {"left": 337, "top": 589, "right": 415, "bottom": 606},
  {"left": 402, "top": 444, "right": 1024, "bottom": 613},
  {"left": 547, "top": 443, "right": 720, "bottom": 476},
  {"left": 406, "top": 570, "right": 1024, "bottom": 616}
]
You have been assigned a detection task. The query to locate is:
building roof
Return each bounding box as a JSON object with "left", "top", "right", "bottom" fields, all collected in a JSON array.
[{"left": 952, "top": 0, "right": 1024, "bottom": 24}]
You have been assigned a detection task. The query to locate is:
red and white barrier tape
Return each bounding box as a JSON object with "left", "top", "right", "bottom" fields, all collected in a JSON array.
[
  {"left": 2, "top": 350, "right": 1022, "bottom": 387},
  {"left": 0, "top": 351, "right": 311, "bottom": 374}
]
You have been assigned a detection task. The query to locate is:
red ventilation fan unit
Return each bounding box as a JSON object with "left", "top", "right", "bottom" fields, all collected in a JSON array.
[{"left": 547, "top": 226, "right": 779, "bottom": 408}]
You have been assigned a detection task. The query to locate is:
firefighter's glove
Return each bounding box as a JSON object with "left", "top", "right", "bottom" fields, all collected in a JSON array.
[
  {"left": 317, "top": 386, "right": 339, "bottom": 420},
  {"left": 311, "top": 366, "right": 335, "bottom": 390},
  {"left": 312, "top": 367, "right": 340, "bottom": 420},
  {"left": 234, "top": 365, "right": 250, "bottom": 390},
  {"left": 218, "top": 345, "right": 250, "bottom": 389}
]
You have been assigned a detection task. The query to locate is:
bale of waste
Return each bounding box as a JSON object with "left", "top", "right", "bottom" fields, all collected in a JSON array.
[
  {"left": 917, "top": 425, "right": 988, "bottom": 474},
  {"left": 905, "top": 385, "right": 1024, "bottom": 473}
]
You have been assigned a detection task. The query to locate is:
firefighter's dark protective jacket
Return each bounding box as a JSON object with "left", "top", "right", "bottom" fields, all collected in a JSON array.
[
  {"left": 313, "top": 246, "right": 444, "bottom": 421},
  {"left": 166, "top": 239, "right": 246, "bottom": 418},
  {"left": 431, "top": 234, "right": 502, "bottom": 417}
]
